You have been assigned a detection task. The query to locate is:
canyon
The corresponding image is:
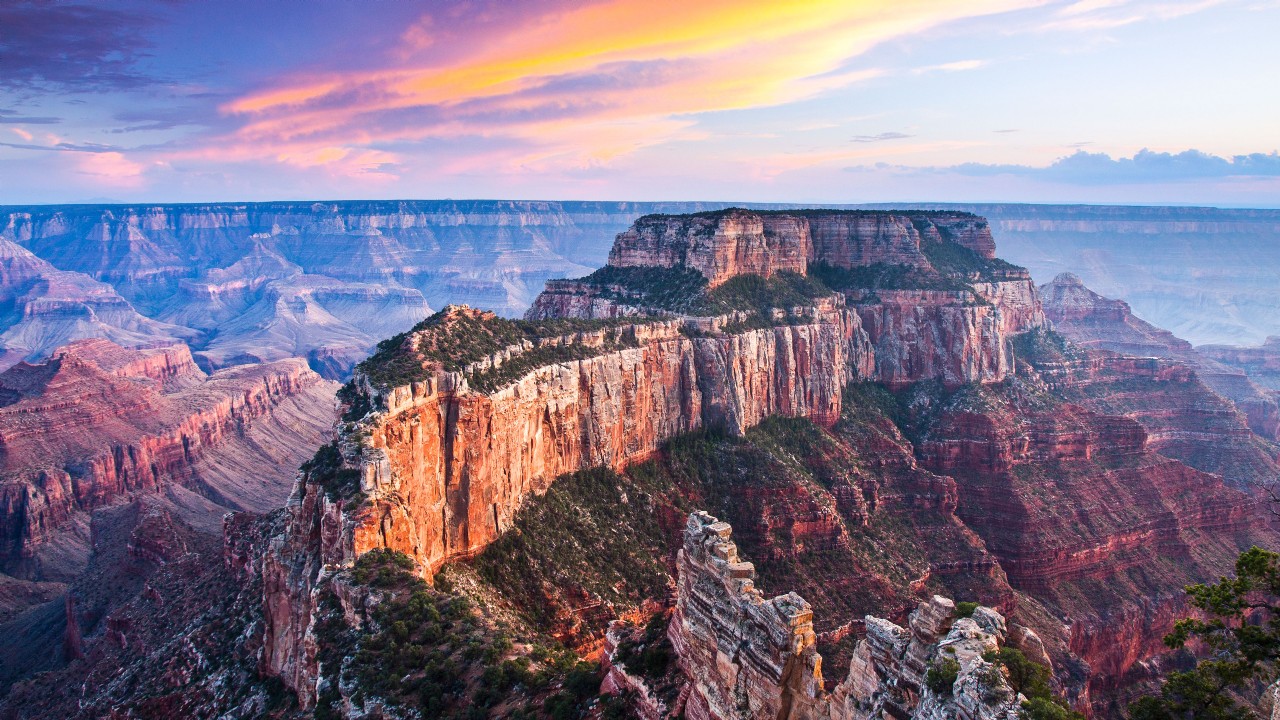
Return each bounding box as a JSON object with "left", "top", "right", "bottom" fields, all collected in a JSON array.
[
  {"left": 0, "top": 336, "right": 338, "bottom": 701},
  {"left": 4, "top": 202, "right": 1277, "bottom": 377},
  {"left": 0, "top": 338, "right": 338, "bottom": 581},
  {"left": 243, "top": 209, "right": 1272, "bottom": 718},
  {"left": 0, "top": 204, "right": 1275, "bottom": 719}
]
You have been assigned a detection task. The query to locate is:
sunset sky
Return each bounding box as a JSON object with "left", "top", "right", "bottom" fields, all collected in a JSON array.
[{"left": 1, "top": 0, "right": 1277, "bottom": 206}]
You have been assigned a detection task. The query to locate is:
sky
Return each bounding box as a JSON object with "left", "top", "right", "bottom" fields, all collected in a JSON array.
[{"left": 1, "top": 0, "right": 1278, "bottom": 206}]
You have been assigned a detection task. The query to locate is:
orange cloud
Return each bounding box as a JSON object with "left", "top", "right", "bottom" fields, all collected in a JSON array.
[{"left": 213, "top": 0, "right": 1047, "bottom": 172}]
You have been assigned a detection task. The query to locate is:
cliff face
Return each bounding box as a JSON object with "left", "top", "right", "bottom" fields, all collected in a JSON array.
[
  {"left": 0, "top": 339, "right": 338, "bottom": 579},
  {"left": 533, "top": 209, "right": 1044, "bottom": 390},
  {"left": 335, "top": 306, "right": 871, "bottom": 580}
]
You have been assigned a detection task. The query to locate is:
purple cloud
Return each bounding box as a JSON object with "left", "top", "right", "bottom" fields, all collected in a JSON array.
[
  {"left": 948, "top": 149, "right": 1280, "bottom": 184},
  {"left": 0, "top": 1, "right": 160, "bottom": 92},
  {"left": 0, "top": 108, "right": 61, "bottom": 124}
]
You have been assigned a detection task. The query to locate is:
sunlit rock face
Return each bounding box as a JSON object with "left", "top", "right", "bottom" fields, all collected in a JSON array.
[{"left": 334, "top": 308, "right": 872, "bottom": 579}]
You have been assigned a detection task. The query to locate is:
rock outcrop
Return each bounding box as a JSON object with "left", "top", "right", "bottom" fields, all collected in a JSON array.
[
  {"left": 606, "top": 210, "right": 1000, "bottom": 288},
  {"left": 667, "top": 511, "right": 1022, "bottom": 720},
  {"left": 671, "top": 511, "right": 826, "bottom": 720},
  {"left": 0, "top": 339, "right": 338, "bottom": 579}
]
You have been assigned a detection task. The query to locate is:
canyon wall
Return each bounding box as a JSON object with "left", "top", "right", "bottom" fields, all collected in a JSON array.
[
  {"left": 260, "top": 209, "right": 1052, "bottom": 705},
  {"left": 0, "top": 339, "right": 337, "bottom": 579},
  {"left": 345, "top": 306, "right": 872, "bottom": 578}
]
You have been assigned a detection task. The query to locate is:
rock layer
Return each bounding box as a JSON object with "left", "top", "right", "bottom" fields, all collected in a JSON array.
[
  {"left": 0, "top": 339, "right": 337, "bottom": 579},
  {"left": 667, "top": 511, "right": 1022, "bottom": 720}
]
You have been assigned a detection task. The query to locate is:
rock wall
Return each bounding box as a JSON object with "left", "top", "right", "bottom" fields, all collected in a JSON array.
[
  {"left": 351, "top": 307, "right": 872, "bottom": 577},
  {"left": 854, "top": 290, "right": 1011, "bottom": 390},
  {"left": 917, "top": 387, "right": 1265, "bottom": 705},
  {"left": 1039, "top": 272, "right": 1280, "bottom": 471}
]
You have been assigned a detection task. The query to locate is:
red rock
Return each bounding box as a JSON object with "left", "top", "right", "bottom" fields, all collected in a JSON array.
[{"left": 0, "top": 339, "right": 338, "bottom": 578}]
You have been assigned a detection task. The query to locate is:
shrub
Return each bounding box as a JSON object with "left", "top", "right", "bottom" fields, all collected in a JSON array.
[
  {"left": 955, "top": 601, "right": 979, "bottom": 618},
  {"left": 1021, "top": 696, "right": 1084, "bottom": 720},
  {"left": 300, "top": 441, "right": 361, "bottom": 500},
  {"left": 926, "top": 658, "right": 961, "bottom": 695}
]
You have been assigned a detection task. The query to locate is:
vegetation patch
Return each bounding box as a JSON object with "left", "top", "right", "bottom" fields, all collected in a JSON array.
[
  {"left": 468, "top": 337, "right": 638, "bottom": 394},
  {"left": 1012, "top": 327, "right": 1080, "bottom": 367},
  {"left": 357, "top": 307, "right": 636, "bottom": 391},
  {"left": 316, "top": 549, "right": 608, "bottom": 720},
  {"left": 809, "top": 261, "right": 973, "bottom": 293},
  {"left": 336, "top": 380, "right": 370, "bottom": 422},
  {"left": 926, "top": 657, "right": 961, "bottom": 695},
  {"left": 577, "top": 265, "right": 831, "bottom": 319},
  {"left": 576, "top": 265, "right": 711, "bottom": 314},
  {"left": 470, "top": 467, "right": 680, "bottom": 633},
  {"left": 919, "top": 237, "right": 1019, "bottom": 281},
  {"left": 301, "top": 441, "right": 361, "bottom": 501}
]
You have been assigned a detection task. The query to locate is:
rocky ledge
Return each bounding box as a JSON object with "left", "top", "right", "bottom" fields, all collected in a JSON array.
[{"left": 649, "top": 511, "right": 1037, "bottom": 720}]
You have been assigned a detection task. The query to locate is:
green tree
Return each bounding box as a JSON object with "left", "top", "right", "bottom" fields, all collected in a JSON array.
[
  {"left": 1128, "top": 546, "right": 1280, "bottom": 719},
  {"left": 982, "top": 646, "right": 1085, "bottom": 720}
]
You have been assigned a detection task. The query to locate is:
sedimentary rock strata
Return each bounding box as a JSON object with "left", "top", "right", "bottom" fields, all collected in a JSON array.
[
  {"left": 0, "top": 339, "right": 337, "bottom": 578},
  {"left": 668, "top": 511, "right": 1022, "bottom": 720}
]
